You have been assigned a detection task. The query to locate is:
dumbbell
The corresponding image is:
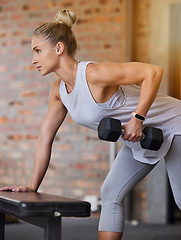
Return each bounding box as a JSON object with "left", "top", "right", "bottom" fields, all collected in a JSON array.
[{"left": 98, "top": 117, "right": 163, "bottom": 151}]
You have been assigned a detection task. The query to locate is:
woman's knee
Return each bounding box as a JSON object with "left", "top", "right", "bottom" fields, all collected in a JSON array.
[
  {"left": 100, "top": 181, "right": 110, "bottom": 202},
  {"left": 100, "top": 180, "right": 125, "bottom": 206},
  {"left": 101, "top": 180, "right": 115, "bottom": 203}
]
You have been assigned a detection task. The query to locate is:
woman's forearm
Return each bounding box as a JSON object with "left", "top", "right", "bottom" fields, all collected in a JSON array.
[{"left": 29, "top": 136, "right": 53, "bottom": 192}]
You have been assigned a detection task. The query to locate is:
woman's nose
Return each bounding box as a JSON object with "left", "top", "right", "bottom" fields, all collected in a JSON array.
[{"left": 32, "top": 56, "right": 38, "bottom": 65}]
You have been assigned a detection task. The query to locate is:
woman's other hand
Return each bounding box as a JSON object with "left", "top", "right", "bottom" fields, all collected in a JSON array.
[{"left": 0, "top": 185, "right": 35, "bottom": 192}]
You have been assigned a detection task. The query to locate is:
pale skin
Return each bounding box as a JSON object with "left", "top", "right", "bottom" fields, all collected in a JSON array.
[{"left": 0, "top": 35, "right": 163, "bottom": 240}]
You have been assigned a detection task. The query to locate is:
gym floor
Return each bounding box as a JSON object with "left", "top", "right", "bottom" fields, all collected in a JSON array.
[{"left": 4, "top": 216, "right": 181, "bottom": 240}]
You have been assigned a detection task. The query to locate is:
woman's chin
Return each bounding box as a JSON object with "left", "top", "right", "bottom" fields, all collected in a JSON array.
[{"left": 40, "top": 71, "right": 47, "bottom": 76}]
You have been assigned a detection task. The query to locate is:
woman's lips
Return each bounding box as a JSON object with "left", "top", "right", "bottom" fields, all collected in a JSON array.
[{"left": 37, "top": 66, "right": 42, "bottom": 71}]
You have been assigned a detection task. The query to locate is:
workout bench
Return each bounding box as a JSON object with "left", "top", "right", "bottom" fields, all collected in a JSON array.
[{"left": 0, "top": 191, "right": 91, "bottom": 240}]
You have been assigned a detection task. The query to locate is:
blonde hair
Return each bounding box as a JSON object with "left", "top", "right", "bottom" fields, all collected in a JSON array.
[{"left": 33, "top": 10, "right": 77, "bottom": 56}]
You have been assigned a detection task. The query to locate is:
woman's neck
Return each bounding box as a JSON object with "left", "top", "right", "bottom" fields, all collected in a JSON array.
[{"left": 55, "top": 56, "right": 78, "bottom": 93}]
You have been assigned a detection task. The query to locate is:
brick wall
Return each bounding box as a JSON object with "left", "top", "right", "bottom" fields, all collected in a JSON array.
[{"left": 0, "top": 0, "right": 127, "bottom": 199}]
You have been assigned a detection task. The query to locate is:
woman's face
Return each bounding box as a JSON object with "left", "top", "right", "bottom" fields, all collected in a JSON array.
[{"left": 31, "top": 35, "right": 59, "bottom": 76}]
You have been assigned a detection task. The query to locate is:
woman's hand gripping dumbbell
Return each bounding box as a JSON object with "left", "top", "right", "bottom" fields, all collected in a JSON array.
[{"left": 98, "top": 117, "right": 163, "bottom": 151}]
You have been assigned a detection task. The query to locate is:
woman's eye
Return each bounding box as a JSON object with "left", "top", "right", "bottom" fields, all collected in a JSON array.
[{"left": 36, "top": 49, "right": 40, "bottom": 53}]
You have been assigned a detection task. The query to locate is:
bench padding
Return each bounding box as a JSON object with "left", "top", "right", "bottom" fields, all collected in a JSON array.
[{"left": 0, "top": 192, "right": 90, "bottom": 218}]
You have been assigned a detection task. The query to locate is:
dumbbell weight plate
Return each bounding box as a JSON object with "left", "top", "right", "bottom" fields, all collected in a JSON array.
[
  {"left": 141, "top": 127, "right": 164, "bottom": 151},
  {"left": 98, "top": 118, "right": 122, "bottom": 142}
]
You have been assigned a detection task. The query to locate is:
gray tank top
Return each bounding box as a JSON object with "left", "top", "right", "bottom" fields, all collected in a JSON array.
[
  {"left": 97, "top": 87, "right": 125, "bottom": 108},
  {"left": 59, "top": 61, "right": 181, "bottom": 164}
]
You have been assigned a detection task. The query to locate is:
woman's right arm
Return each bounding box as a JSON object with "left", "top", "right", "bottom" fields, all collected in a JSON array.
[{"left": 0, "top": 79, "right": 67, "bottom": 192}]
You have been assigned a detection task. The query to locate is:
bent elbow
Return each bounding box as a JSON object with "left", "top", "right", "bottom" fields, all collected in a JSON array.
[
  {"left": 156, "top": 66, "right": 164, "bottom": 80},
  {"left": 152, "top": 66, "right": 164, "bottom": 86},
  {"left": 158, "top": 66, "right": 164, "bottom": 77}
]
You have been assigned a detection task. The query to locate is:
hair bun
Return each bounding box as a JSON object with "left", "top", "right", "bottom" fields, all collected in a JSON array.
[{"left": 55, "top": 10, "right": 77, "bottom": 29}]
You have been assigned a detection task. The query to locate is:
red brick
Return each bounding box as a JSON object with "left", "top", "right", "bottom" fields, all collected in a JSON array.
[
  {"left": 12, "top": 31, "right": 24, "bottom": 36},
  {"left": 94, "top": 16, "right": 111, "bottom": 23},
  {"left": 26, "top": 135, "right": 38, "bottom": 140},
  {"left": 11, "top": 48, "right": 24, "bottom": 55},
  {"left": 99, "top": 0, "right": 110, "bottom": 4},
  {"left": 11, "top": 14, "right": 24, "bottom": 21},
  {"left": 29, "top": 13, "right": 41, "bottom": 18},
  {"left": 2, "top": 40, "right": 17, "bottom": 47},
  {"left": 0, "top": 16, "right": 7, "bottom": 21},
  {"left": 22, "top": 4, "right": 39, "bottom": 11},
  {"left": 59, "top": 144, "right": 72, "bottom": 151},
  {"left": 21, "top": 39, "right": 31, "bottom": 45},
  {"left": 0, "top": 65, "right": 7, "bottom": 72},
  {"left": 9, "top": 101, "right": 23, "bottom": 106},
  {"left": 21, "top": 91, "right": 36, "bottom": 97},
  {"left": 77, "top": 0, "right": 90, "bottom": 6},
  {"left": 5, "top": 6, "right": 20, "bottom": 12},
  {"left": 38, "top": 91, "right": 49, "bottom": 97},
  {"left": 18, "top": 22, "right": 38, "bottom": 28},
  {"left": 76, "top": 18, "right": 91, "bottom": 24},
  {"left": 8, "top": 135, "right": 24, "bottom": 141},
  {"left": 0, "top": 0, "right": 8, "bottom": 4},
  {"left": 27, "top": 65, "right": 36, "bottom": 71},
  {"left": 0, "top": 117, "right": 8, "bottom": 124},
  {"left": 104, "top": 43, "right": 111, "bottom": 49},
  {"left": 18, "top": 109, "right": 32, "bottom": 115},
  {"left": 0, "top": 31, "right": 7, "bottom": 38},
  {"left": 59, "top": 1, "right": 74, "bottom": 8},
  {"left": 114, "top": 15, "right": 125, "bottom": 23},
  {"left": 76, "top": 180, "right": 95, "bottom": 189}
]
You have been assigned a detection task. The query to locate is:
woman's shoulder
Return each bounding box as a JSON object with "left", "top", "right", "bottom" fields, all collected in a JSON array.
[
  {"left": 86, "top": 61, "right": 125, "bottom": 87},
  {"left": 49, "top": 79, "right": 62, "bottom": 100},
  {"left": 86, "top": 61, "right": 106, "bottom": 84}
]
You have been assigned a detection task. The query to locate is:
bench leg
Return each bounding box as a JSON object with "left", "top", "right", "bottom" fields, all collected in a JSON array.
[
  {"left": 44, "top": 216, "right": 62, "bottom": 240},
  {"left": 0, "top": 213, "right": 5, "bottom": 240}
]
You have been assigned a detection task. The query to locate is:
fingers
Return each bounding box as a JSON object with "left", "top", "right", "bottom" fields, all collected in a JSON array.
[
  {"left": 122, "top": 132, "right": 142, "bottom": 142},
  {"left": 0, "top": 186, "right": 15, "bottom": 191},
  {"left": 0, "top": 185, "right": 31, "bottom": 192},
  {"left": 11, "top": 186, "right": 24, "bottom": 192}
]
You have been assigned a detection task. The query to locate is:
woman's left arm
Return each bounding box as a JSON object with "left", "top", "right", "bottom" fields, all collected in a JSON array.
[{"left": 88, "top": 62, "right": 164, "bottom": 142}]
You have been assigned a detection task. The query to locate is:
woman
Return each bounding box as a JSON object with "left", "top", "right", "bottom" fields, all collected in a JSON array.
[{"left": 1, "top": 10, "right": 181, "bottom": 240}]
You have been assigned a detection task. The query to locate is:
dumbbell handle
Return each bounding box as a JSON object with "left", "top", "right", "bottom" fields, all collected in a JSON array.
[{"left": 120, "top": 128, "right": 145, "bottom": 140}]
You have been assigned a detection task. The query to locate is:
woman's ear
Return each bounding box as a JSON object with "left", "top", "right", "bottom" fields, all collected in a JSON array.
[{"left": 56, "top": 42, "right": 64, "bottom": 55}]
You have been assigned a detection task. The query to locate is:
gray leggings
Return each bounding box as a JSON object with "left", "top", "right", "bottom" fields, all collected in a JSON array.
[{"left": 98, "top": 135, "right": 181, "bottom": 233}]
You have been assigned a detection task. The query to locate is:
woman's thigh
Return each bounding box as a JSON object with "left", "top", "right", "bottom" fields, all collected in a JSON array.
[{"left": 101, "top": 145, "right": 156, "bottom": 202}]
